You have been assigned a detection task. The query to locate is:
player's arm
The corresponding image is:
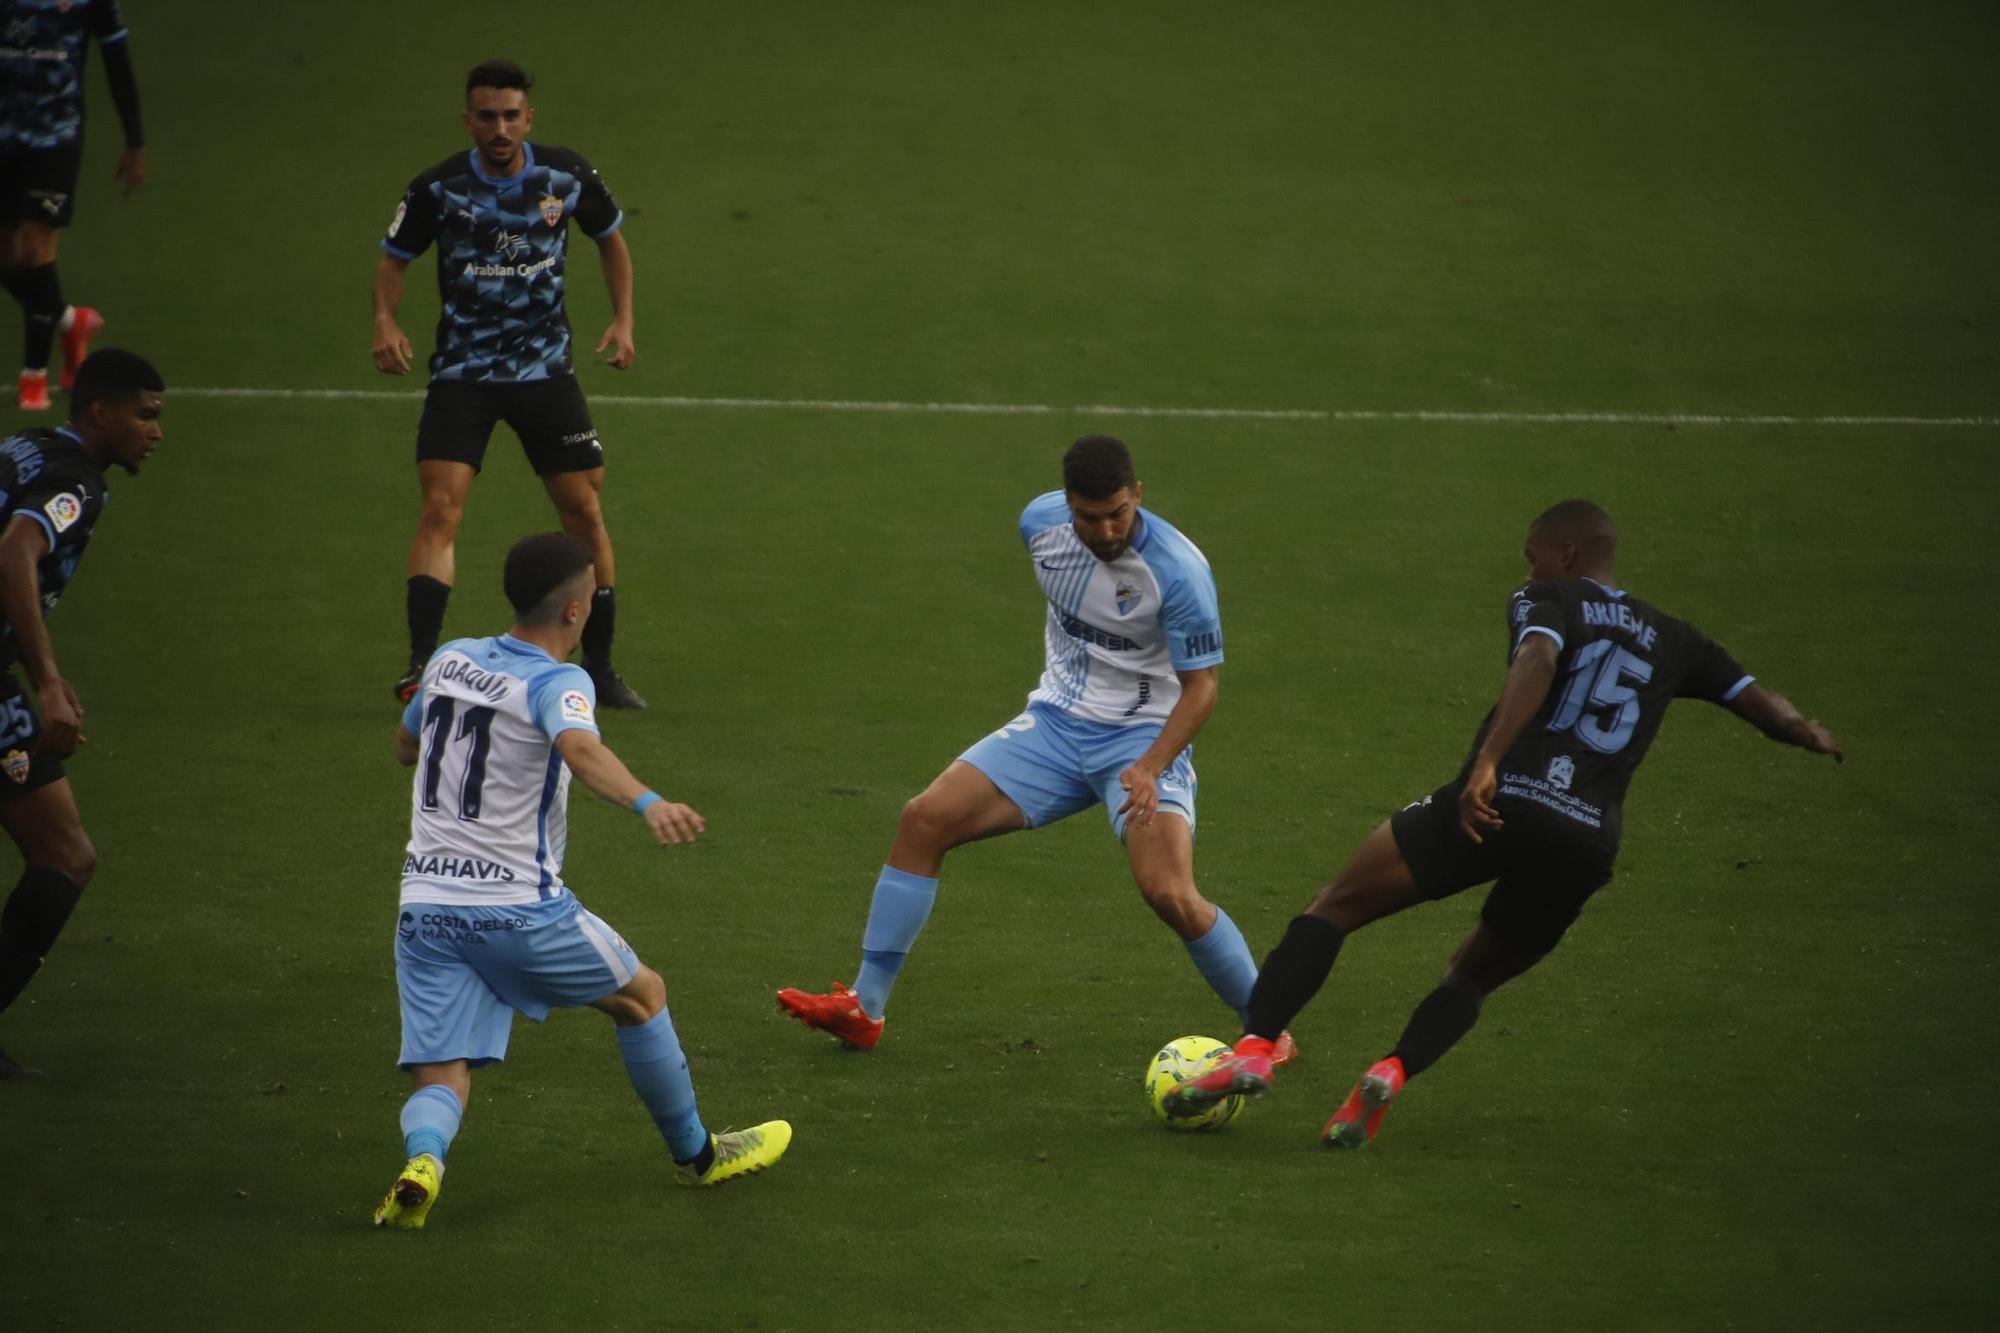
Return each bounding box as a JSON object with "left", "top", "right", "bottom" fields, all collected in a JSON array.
[
  {"left": 394, "top": 724, "right": 420, "bottom": 767},
  {"left": 1117, "top": 666, "right": 1217, "bottom": 829},
  {"left": 1459, "top": 631, "right": 1561, "bottom": 842},
  {"left": 371, "top": 254, "right": 415, "bottom": 374},
  {"left": 1725, "top": 683, "right": 1843, "bottom": 762},
  {"left": 0, "top": 514, "right": 82, "bottom": 757},
  {"left": 554, "top": 728, "right": 704, "bottom": 846},
  {"left": 90, "top": 3, "right": 144, "bottom": 193},
  {"left": 593, "top": 230, "right": 636, "bottom": 369}
]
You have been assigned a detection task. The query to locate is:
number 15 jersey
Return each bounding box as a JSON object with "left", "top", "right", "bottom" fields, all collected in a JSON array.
[
  {"left": 1466, "top": 576, "right": 1754, "bottom": 848},
  {"left": 398, "top": 635, "right": 600, "bottom": 907}
]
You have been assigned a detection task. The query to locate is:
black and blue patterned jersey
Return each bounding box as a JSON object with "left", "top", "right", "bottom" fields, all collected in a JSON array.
[
  {"left": 1459, "top": 575, "right": 1753, "bottom": 845},
  {"left": 381, "top": 144, "right": 623, "bottom": 384},
  {"left": 0, "top": 0, "right": 128, "bottom": 150},
  {"left": 0, "top": 426, "right": 109, "bottom": 670}
]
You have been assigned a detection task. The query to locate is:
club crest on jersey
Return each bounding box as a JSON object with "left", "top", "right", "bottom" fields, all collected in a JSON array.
[
  {"left": 1115, "top": 579, "right": 1144, "bottom": 615},
  {"left": 560, "top": 689, "right": 594, "bottom": 724},
  {"left": 43, "top": 492, "right": 83, "bottom": 533},
  {"left": 1547, "top": 754, "right": 1575, "bottom": 791},
  {"left": 539, "top": 194, "right": 564, "bottom": 227},
  {"left": 2, "top": 749, "right": 28, "bottom": 785}
]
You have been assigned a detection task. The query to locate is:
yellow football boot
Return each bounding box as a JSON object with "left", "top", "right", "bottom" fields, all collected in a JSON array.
[
  {"left": 676, "top": 1121, "right": 793, "bottom": 1188},
  {"left": 371, "top": 1153, "right": 443, "bottom": 1229}
]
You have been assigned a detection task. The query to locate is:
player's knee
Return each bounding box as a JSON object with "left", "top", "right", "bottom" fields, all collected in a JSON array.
[
  {"left": 40, "top": 834, "right": 95, "bottom": 890},
  {"left": 1136, "top": 877, "right": 1206, "bottom": 936},
  {"left": 10, "top": 224, "right": 56, "bottom": 267},
  {"left": 897, "top": 792, "right": 954, "bottom": 852},
  {"left": 417, "top": 492, "right": 464, "bottom": 536}
]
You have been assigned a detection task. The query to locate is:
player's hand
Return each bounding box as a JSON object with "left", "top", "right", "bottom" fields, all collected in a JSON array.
[
  {"left": 1802, "top": 719, "right": 1844, "bottom": 764},
  {"left": 642, "top": 799, "right": 706, "bottom": 846},
  {"left": 35, "top": 676, "right": 85, "bottom": 759},
  {"left": 114, "top": 147, "right": 146, "bottom": 194},
  {"left": 1458, "top": 758, "right": 1502, "bottom": 843},
  {"left": 1117, "top": 764, "right": 1160, "bottom": 829},
  {"left": 596, "top": 320, "right": 636, "bottom": 369},
  {"left": 372, "top": 321, "right": 414, "bottom": 375}
]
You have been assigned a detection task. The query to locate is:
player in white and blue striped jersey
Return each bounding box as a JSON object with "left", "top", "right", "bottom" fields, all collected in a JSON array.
[
  {"left": 372, "top": 533, "right": 790, "bottom": 1229},
  {"left": 779, "top": 436, "right": 1291, "bottom": 1059}
]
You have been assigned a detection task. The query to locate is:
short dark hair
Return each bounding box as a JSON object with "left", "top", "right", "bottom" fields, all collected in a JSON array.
[
  {"left": 1531, "top": 498, "right": 1618, "bottom": 563},
  {"left": 504, "top": 532, "right": 593, "bottom": 625},
  {"left": 70, "top": 348, "right": 163, "bottom": 418},
  {"left": 1062, "top": 435, "right": 1136, "bottom": 500},
  {"left": 466, "top": 59, "right": 532, "bottom": 97}
]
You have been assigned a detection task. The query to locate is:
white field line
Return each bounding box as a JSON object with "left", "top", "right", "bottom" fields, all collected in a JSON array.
[{"left": 175, "top": 386, "right": 2000, "bottom": 428}]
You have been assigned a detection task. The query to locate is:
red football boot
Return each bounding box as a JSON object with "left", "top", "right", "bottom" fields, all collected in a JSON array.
[
  {"left": 59, "top": 307, "right": 105, "bottom": 390},
  {"left": 1322, "top": 1056, "right": 1407, "bottom": 1149},
  {"left": 1161, "top": 1034, "right": 1276, "bottom": 1119},
  {"left": 16, "top": 370, "right": 51, "bottom": 411},
  {"left": 775, "top": 981, "right": 884, "bottom": 1050}
]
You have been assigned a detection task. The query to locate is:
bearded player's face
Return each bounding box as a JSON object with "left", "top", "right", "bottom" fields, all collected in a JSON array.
[{"left": 463, "top": 88, "right": 533, "bottom": 173}]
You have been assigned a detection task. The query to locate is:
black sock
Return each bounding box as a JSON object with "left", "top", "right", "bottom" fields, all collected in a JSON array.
[
  {"left": 1388, "top": 977, "right": 1484, "bottom": 1079},
  {"left": 15, "top": 263, "right": 62, "bottom": 370},
  {"left": 676, "top": 1135, "right": 716, "bottom": 1176},
  {"left": 1244, "top": 914, "right": 1346, "bottom": 1039},
  {"left": 0, "top": 868, "right": 84, "bottom": 1015},
  {"left": 581, "top": 586, "right": 616, "bottom": 667},
  {"left": 0, "top": 266, "right": 28, "bottom": 306},
  {"left": 406, "top": 575, "right": 451, "bottom": 669}
]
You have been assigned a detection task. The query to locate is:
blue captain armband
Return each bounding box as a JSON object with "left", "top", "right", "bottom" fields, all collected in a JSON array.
[{"left": 633, "top": 791, "right": 663, "bottom": 815}]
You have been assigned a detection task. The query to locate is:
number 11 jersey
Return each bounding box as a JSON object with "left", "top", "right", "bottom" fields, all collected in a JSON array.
[
  {"left": 398, "top": 635, "right": 601, "bottom": 906},
  {"left": 1469, "top": 576, "right": 1755, "bottom": 849}
]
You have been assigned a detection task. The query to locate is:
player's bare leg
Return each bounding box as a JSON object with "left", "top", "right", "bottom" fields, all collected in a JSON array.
[
  {"left": 1323, "top": 920, "right": 1551, "bottom": 1148},
  {"left": 0, "top": 778, "right": 98, "bottom": 1074},
  {"left": 779, "top": 761, "right": 1025, "bottom": 1046},
  {"left": 886, "top": 760, "right": 1027, "bottom": 877},
  {"left": 397, "top": 460, "right": 476, "bottom": 701},
  {"left": 1123, "top": 810, "right": 1213, "bottom": 940},
  {"left": 1166, "top": 822, "right": 1423, "bottom": 1118},
  {"left": 543, "top": 467, "right": 643, "bottom": 709},
  {"left": 4, "top": 221, "right": 79, "bottom": 411}
]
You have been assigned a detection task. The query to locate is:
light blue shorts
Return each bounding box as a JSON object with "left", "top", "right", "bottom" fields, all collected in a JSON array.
[
  {"left": 394, "top": 894, "right": 640, "bottom": 1068},
  {"left": 957, "top": 701, "right": 1197, "bottom": 839}
]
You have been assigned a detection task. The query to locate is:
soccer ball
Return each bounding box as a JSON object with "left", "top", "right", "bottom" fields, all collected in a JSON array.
[{"left": 1145, "top": 1035, "right": 1245, "bottom": 1131}]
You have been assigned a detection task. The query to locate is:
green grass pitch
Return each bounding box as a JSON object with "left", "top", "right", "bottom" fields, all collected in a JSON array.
[{"left": 3, "top": 2, "right": 1996, "bottom": 1328}]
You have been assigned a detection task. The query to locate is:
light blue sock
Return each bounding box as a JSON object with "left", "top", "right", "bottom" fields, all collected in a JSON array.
[
  {"left": 615, "top": 1007, "right": 709, "bottom": 1163},
  {"left": 854, "top": 865, "right": 939, "bottom": 1019},
  {"left": 400, "top": 1084, "right": 464, "bottom": 1163},
  {"left": 1185, "top": 905, "right": 1259, "bottom": 1025}
]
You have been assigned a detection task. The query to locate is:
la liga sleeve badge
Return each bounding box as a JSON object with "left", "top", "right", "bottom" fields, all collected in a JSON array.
[
  {"left": 559, "top": 689, "right": 595, "bottom": 725},
  {"left": 43, "top": 492, "right": 83, "bottom": 533}
]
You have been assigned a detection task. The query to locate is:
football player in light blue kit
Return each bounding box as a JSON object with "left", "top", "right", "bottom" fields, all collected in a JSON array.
[
  {"left": 373, "top": 532, "right": 791, "bottom": 1229},
  {"left": 779, "top": 436, "right": 1293, "bottom": 1060}
]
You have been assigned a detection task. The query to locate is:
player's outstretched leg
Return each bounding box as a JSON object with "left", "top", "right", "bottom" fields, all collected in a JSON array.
[
  {"left": 374, "top": 1074, "right": 465, "bottom": 1229},
  {"left": 598, "top": 963, "right": 794, "bottom": 1186},
  {"left": 779, "top": 763, "right": 1021, "bottom": 1050}
]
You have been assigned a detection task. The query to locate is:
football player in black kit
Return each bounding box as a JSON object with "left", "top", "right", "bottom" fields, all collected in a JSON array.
[
  {"left": 0, "top": 348, "right": 162, "bottom": 1079},
  {"left": 372, "top": 59, "right": 646, "bottom": 711},
  {"left": 1165, "top": 499, "right": 1842, "bottom": 1145},
  {"left": 0, "top": 0, "right": 145, "bottom": 410}
]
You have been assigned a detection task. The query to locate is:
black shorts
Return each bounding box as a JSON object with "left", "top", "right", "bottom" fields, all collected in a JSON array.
[
  {"left": 416, "top": 375, "right": 604, "bottom": 476},
  {"left": 0, "top": 670, "right": 66, "bottom": 800},
  {"left": 1388, "top": 778, "right": 1616, "bottom": 956},
  {"left": 0, "top": 142, "right": 84, "bottom": 227}
]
